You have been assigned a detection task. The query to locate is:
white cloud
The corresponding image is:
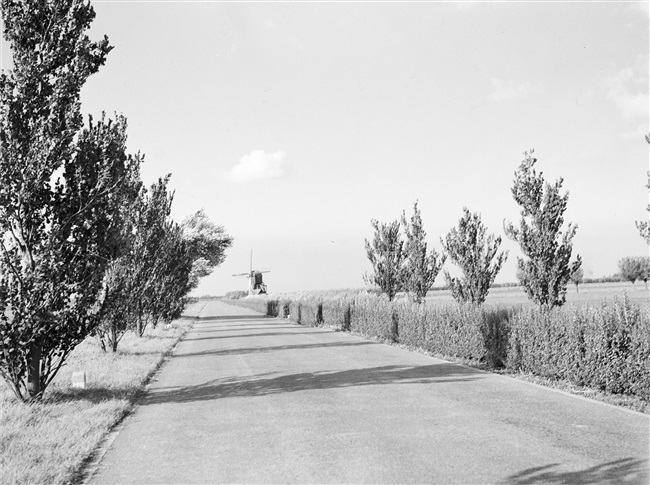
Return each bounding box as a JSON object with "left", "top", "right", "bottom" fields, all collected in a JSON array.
[
  {"left": 225, "top": 150, "right": 289, "bottom": 183},
  {"left": 490, "top": 78, "right": 542, "bottom": 101},
  {"left": 606, "top": 67, "right": 649, "bottom": 121}
]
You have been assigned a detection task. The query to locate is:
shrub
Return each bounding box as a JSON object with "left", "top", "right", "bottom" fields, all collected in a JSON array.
[
  {"left": 350, "top": 295, "right": 396, "bottom": 341},
  {"left": 266, "top": 300, "right": 280, "bottom": 317},
  {"left": 507, "top": 296, "right": 650, "bottom": 400},
  {"left": 322, "top": 298, "right": 353, "bottom": 330},
  {"left": 289, "top": 301, "right": 302, "bottom": 324},
  {"left": 278, "top": 300, "right": 291, "bottom": 319}
]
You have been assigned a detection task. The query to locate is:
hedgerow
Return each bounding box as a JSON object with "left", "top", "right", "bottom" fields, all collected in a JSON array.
[
  {"left": 507, "top": 295, "right": 650, "bottom": 400},
  {"left": 224, "top": 293, "right": 650, "bottom": 403}
]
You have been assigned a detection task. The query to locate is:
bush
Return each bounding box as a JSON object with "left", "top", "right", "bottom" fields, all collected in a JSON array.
[
  {"left": 322, "top": 298, "right": 353, "bottom": 330},
  {"left": 288, "top": 301, "right": 302, "bottom": 324},
  {"left": 507, "top": 296, "right": 650, "bottom": 400},
  {"left": 225, "top": 291, "right": 248, "bottom": 299},
  {"left": 278, "top": 300, "right": 291, "bottom": 319}
]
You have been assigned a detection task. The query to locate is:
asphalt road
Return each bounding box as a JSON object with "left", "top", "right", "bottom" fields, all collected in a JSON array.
[{"left": 88, "top": 300, "right": 650, "bottom": 484}]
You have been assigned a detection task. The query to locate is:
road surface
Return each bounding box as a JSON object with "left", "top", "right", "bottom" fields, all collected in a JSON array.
[{"left": 88, "top": 300, "right": 650, "bottom": 484}]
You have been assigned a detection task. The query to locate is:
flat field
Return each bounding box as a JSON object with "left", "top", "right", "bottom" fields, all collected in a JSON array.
[{"left": 425, "top": 281, "right": 650, "bottom": 307}]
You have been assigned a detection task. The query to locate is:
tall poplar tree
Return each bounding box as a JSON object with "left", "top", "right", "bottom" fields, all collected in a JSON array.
[
  {"left": 0, "top": 0, "right": 117, "bottom": 401},
  {"left": 401, "top": 202, "right": 445, "bottom": 303},
  {"left": 504, "top": 150, "right": 581, "bottom": 307}
]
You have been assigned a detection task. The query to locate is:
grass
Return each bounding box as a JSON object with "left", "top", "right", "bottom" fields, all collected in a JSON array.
[
  {"left": 425, "top": 281, "right": 650, "bottom": 307},
  {"left": 0, "top": 313, "right": 196, "bottom": 485}
]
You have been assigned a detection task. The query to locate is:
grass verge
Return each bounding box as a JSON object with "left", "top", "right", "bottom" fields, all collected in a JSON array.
[{"left": 0, "top": 315, "right": 195, "bottom": 485}]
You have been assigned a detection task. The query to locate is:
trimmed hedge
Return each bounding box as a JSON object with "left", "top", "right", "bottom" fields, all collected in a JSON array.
[
  {"left": 223, "top": 293, "right": 650, "bottom": 402},
  {"left": 507, "top": 296, "right": 650, "bottom": 400}
]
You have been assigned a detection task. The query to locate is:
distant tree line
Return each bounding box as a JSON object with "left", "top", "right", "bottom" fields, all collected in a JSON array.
[{"left": 0, "top": 0, "right": 232, "bottom": 402}]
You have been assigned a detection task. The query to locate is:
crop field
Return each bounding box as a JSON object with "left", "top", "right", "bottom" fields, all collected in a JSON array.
[{"left": 425, "top": 281, "right": 650, "bottom": 307}]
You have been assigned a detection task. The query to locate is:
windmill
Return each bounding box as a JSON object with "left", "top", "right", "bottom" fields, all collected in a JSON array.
[{"left": 232, "top": 250, "right": 270, "bottom": 295}]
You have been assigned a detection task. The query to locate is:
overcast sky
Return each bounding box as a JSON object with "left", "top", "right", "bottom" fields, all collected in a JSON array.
[{"left": 2, "top": 1, "right": 649, "bottom": 295}]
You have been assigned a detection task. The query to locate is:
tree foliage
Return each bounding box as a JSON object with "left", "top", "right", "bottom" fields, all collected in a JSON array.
[
  {"left": 364, "top": 219, "right": 405, "bottom": 301},
  {"left": 442, "top": 208, "right": 507, "bottom": 305},
  {"left": 401, "top": 202, "right": 445, "bottom": 303},
  {"left": 129, "top": 177, "right": 193, "bottom": 336},
  {"left": 0, "top": 0, "right": 115, "bottom": 401},
  {"left": 181, "top": 209, "right": 233, "bottom": 290},
  {"left": 504, "top": 150, "right": 581, "bottom": 307},
  {"left": 95, "top": 176, "right": 196, "bottom": 350},
  {"left": 618, "top": 256, "right": 650, "bottom": 289}
]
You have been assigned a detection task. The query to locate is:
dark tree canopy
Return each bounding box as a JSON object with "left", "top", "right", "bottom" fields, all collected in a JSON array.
[{"left": 0, "top": 0, "right": 116, "bottom": 401}]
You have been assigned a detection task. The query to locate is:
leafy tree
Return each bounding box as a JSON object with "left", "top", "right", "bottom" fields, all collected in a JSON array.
[
  {"left": 0, "top": 0, "right": 115, "bottom": 401},
  {"left": 569, "top": 266, "right": 584, "bottom": 293},
  {"left": 129, "top": 177, "right": 182, "bottom": 336},
  {"left": 401, "top": 201, "right": 445, "bottom": 303},
  {"left": 442, "top": 208, "right": 507, "bottom": 305},
  {"left": 181, "top": 209, "right": 233, "bottom": 290},
  {"left": 618, "top": 256, "right": 649, "bottom": 289},
  {"left": 91, "top": 117, "right": 143, "bottom": 352},
  {"left": 364, "top": 219, "right": 405, "bottom": 301},
  {"left": 635, "top": 133, "right": 650, "bottom": 244},
  {"left": 504, "top": 150, "right": 582, "bottom": 307},
  {"left": 95, "top": 178, "right": 195, "bottom": 351},
  {"left": 147, "top": 220, "right": 194, "bottom": 327}
]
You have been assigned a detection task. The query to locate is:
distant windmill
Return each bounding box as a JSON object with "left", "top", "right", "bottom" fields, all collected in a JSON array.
[{"left": 232, "top": 250, "right": 270, "bottom": 295}]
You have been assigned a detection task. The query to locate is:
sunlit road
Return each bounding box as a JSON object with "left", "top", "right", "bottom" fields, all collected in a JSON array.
[{"left": 88, "top": 300, "right": 649, "bottom": 484}]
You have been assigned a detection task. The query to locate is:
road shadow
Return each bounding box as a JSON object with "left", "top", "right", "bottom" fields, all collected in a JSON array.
[
  {"left": 174, "top": 340, "right": 376, "bottom": 357},
  {"left": 188, "top": 325, "right": 298, "bottom": 333},
  {"left": 505, "top": 458, "right": 649, "bottom": 484},
  {"left": 183, "top": 331, "right": 331, "bottom": 342},
  {"left": 141, "top": 363, "right": 482, "bottom": 405},
  {"left": 196, "top": 315, "right": 269, "bottom": 321}
]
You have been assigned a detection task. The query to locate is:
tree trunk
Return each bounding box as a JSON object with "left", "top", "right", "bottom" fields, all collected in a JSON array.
[
  {"left": 111, "top": 325, "right": 118, "bottom": 352},
  {"left": 26, "top": 339, "right": 42, "bottom": 400}
]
